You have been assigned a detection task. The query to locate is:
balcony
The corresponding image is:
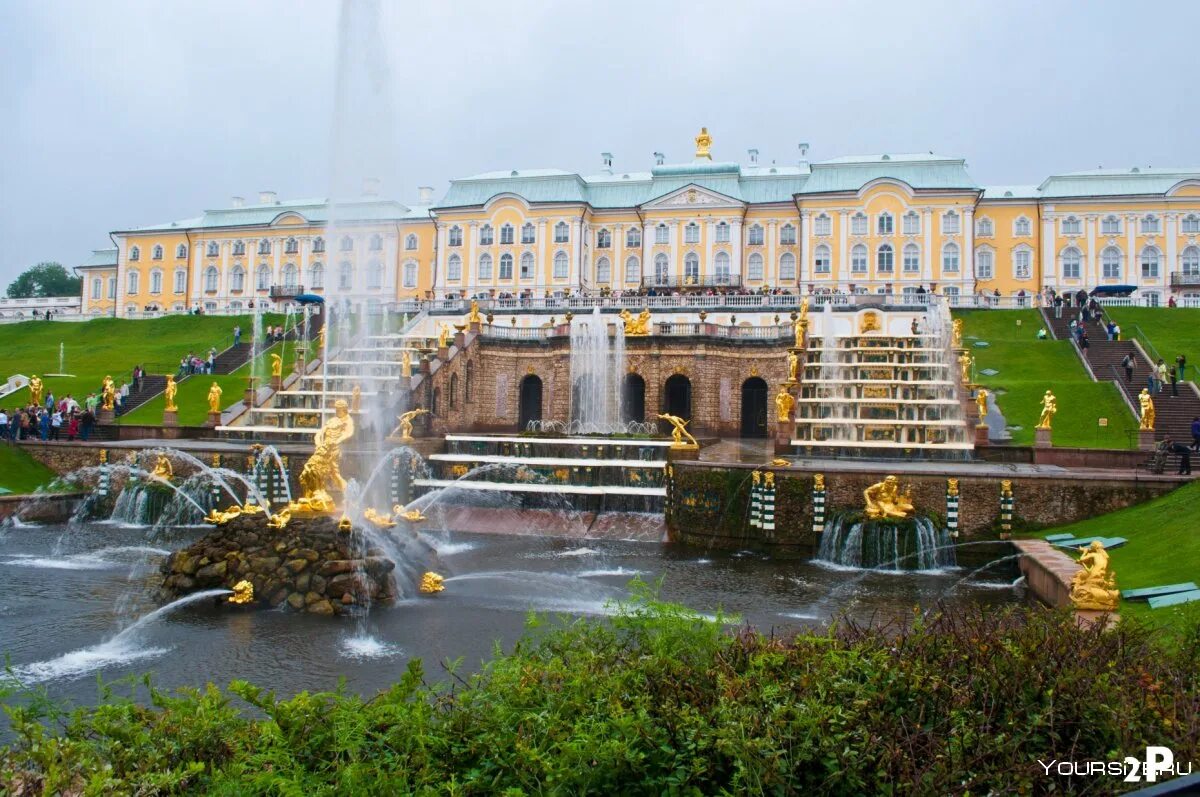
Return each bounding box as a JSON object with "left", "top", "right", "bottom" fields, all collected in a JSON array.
[
  {"left": 1169, "top": 273, "right": 1200, "bottom": 287},
  {"left": 645, "top": 275, "right": 743, "bottom": 289},
  {"left": 269, "top": 284, "right": 304, "bottom": 300}
]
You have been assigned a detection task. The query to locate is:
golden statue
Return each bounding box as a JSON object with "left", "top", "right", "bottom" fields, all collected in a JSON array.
[
  {"left": 799, "top": 296, "right": 809, "bottom": 322},
  {"left": 438, "top": 323, "right": 451, "bottom": 348},
  {"left": 694, "top": 126, "right": 712, "bottom": 160},
  {"left": 292, "top": 399, "right": 356, "bottom": 514},
  {"left": 764, "top": 471, "right": 775, "bottom": 488},
  {"left": 364, "top": 507, "right": 396, "bottom": 528},
  {"left": 202, "top": 505, "right": 242, "bottom": 525},
  {"left": 337, "top": 515, "right": 353, "bottom": 533},
  {"left": 270, "top": 353, "right": 282, "bottom": 379},
  {"left": 656, "top": 413, "right": 698, "bottom": 449},
  {"left": 786, "top": 350, "right": 800, "bottom": 383},
  {"left": 228, "top": 580, "right": 254, "bottom": 605},
  {"left": 813, "top": 473, "right": 825, "bottom": 491},
  {"left": 317, "top": 325, "right": 326, "bottom": 351},
  {"left": 1036, "top": 390, "right": 1056, "bottom": 430},
  {"left": 164, "top": 375, "right": 178, "bottom": 412},
  {"left": 958, "top": 352, "right": 973, "bottom": 384},
  {"left": 393, "top": 408, "right": 429, "bottom": 441},
  {"left": 419, "top": 571, "right": 445, "bottom": 594},
  {"left": 863, "top": 475, "right": 915, "bottom": 520},
  {"left": 394, "top": 504, "right": 427, "bottom": 523},
  {"left": 28, "top": 375, "right": 43, "bottom": 407},
  {"left": 1070, "top": 540, "right": 1119, "bottom": 612},
  {"left": 468, "top": 299, "right": 482, "bottom": 324},
  {"left": 793, "top": 317, "right": 808, "bottom": 350},
  {"left": 860, "top": 312, "right": 881, "bottom": 334},
  {"left": 266, "top": 508, "right": 291, "bottom": 530},
  {"left": 351, "top": 384, "right": 362, "bottom": 413},
  {"left": 775, "top": 387, "right": 795, "bottom": 422},
  {"left": 947, "top": 478, "right": 959, "bottom": 496},
  {"left": 150, "top": 455, "right": 174, "bottom": 481},
  {"left": 952, "top": 318, "right": 964, "bottom": 349},
  {"left": 1138, "top": 388, "right": 1155, "bottom": 430},
  {"left": 206, "top": 382, "right": 222, "bottom": 414},
  {"left": 102, "top": 375, "right": 116, "bottom": 410},
  {"left": 402, "top": 350, "right": 412, "bottom": 376},
  {"left": 770, "top": 458, "right": 789, "bottom": 467},
  {"left": 240, "top": 503, "right": 264, "bottom": 516},
  {"left": 975, "top": 388, "right": 989, "bottom": 427},
  {"left": 619, "top": 308, "right": 651, "bottom": 336}
]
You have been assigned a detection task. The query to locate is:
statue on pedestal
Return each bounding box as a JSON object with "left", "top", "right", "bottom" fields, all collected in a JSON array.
[
  {"left": 775, "top": 387, "right": 795, "bottom": 422},
  {"left": 952, "top": 318, "right": 964, "bottom": 349},
  {"left": 468, "top": 300, "right": 482, "bottom": 324},
  {"left": 438, "top": 323, "right": 451, "bottom": 348},
  {"left": 1036, "top": 390, "right": 1057, "bottom": 430},
  {"left": 270, "top": 353, "right": 282, "bottom": 379},
  {"left": 958, "top": 351, "right": 973, "bottom": 384},
  {"left": 1070, "top": 540, "right": 1119, "bottom": 612},
  {"left": 975, "top": 388, "right": 988, "bottom": 426},
  {"left": 28, "top": 375, "right": 43, "bottom": 407},
  {"left": 207, "top": 382, "right": 223, "bottom": 414},
  {"left": 402, "top": 350, "right": 412, "bottom": 376},
  {"left": 101, "top": 375, "right": 116, "bottom": 410},
  {"left": 793, "top": 317, "right": 808, "bottom": 350},
  {"left": 656, "top": 413, "right": 698, "bottom": 449},
  {"left": 619, "top": 308, "right": 651, "bottom": 336},
  {"left": 787, "top": 350, "right": 800, "bottom": 383},
  {"left": 164, "top": 375, "right": 178, "bottom": 412},
  {"left": 1138, "top": 388, "right": 1155, "bottom": 430},
  {"left": 150, "top": 455, "right": 174, "bottom": 481},
  {"left": 292, "top": 399, "right": 356, "bottom": 514},
  {"left": 393, "top": 408, "right": 429, "bottom": 441},
  {"left": 351, "top": 384, "right": 362, "bottom": 413}
]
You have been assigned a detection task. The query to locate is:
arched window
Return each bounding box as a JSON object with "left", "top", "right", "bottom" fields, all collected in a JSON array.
[
  {"left": 259, "top": 239, "right": 272, "bottom": 255},
  {"left": 625, "top": 255, "right": 641, "bottom": 283},
  {"left": 477, "top": 253, "right": 492, "bottom": 280},
  {"left": 554, "top": 221, "right": 569, "bottom": 243},
  {"left": 876, "top": 243, "right": 894, "bottom": 272},
  {"left": 500, "top": 224, "right": 514, "bottom": 245},
  {"left": 448, "top": 254, "right": 462, "bottom": 281},
  {"left": 748, "top": 252, "right": 764, "bottom": 280},
  {"left": 339, "top": 236, "right": 353, "bottom": 252},
  {"left": 129, "top": 246, "right": 140, "bottom": 262},
  {"left": 1102, "top": 215, "right": 1121, "bottom": 235},
  {"left": 448, "top": 226, "right": 463, "bottom": 247},
  {"left": 231, "top": 265, "right": 245, "bottom": 292},
  {"left": 777, "top": 255, "right": 796, "bottom": 283},
  {"left": 814, "top": 245, "right": 831, "bottom": 274},
  {"left": 714, "top": 251, "right": 731, "bottom": 283},
  {"left": 553, "top": 251, "right": 569, "bottom": 279},
  {"left": 1062, "top": 216, "right": 1081, "bottom": 235},
  {"left": 975, "top": 216, "right": 993, "bottom": 237},
  {"left": 285, "top": 237, "right": 299, "bottom": 254},
  {"left": 499, "top": 253, "right": 514, "bottom": 279},
  {"left": 903, "top": 211, "right": 921, "bottom": 235},
  {"left": 108, "top": 277, "right": 116, "bottom": 299},
  {"left": 877, "top": 212, "right": 893, "bottom": 236},
  {"left": 402, "top": 260, "right": 417, "bottom": 287},
  {"left": 683, "top": 223, "right": 699, "bottom": 244},
  {"left": 899, "top": 243, "right": 918, "bottom": 273},
  {"left": 1141, "top": 214, "right": 1160, "bottom": 234},
  {"left": 366, "top": 261, "right": 382, "bottom": 289},
  {"left": 626, "top": 227, "right": 641, "bottom": 247},
  {"left": 311, "top": 237, "right": 324, "bottom": 253},
  {"left": 126, "top": 269, "right": 140, "bottom": 293},
  {"left": 1102, "top": 246, "right": 1122, "bottom": 279},
  {"left": 521, "top": 223, "right": 535, "bottom": 244},
  {"left": 234, "top": 240, "right": 247, "bottom": 255},
  {"left": 204, "top": 266, "right": 218, "bottom": 292},
  {"left": 405, "top": 233, "right": 418, "bottom": 250},
  {"left": 1061, "top": 247, "right": 1082, "bottom": 279},
  {"left": 1182, "top": 246, "right": 1200, "bottom": 275},
  {"left": 1014, "top": 216, "right": 1032, "bottom": 236},
  {"left": 449, "top": 373, "right": 458, "bottom": 409},
  {"left": 654, "top": 253, "right": 669, "bottom": 285},
  {"left": 465, "top": 363, "right": 474, "bottom": 403},
  {"left": 339, "top": 261, "right": 353, "bottom": 289},
  {"left": 942, "top": 210, "right": 960, "bottom": 234},
  {"left": 1183, "top": 215, "right": 1200, "bottom": 234},
  {"left": 479, "top": 224, "right": 493, "bottom": 245},
  {"left": 748, "top": 224, "right": 764, "bottom": 245},
  {"left": 850, "top": 212, "right": 868, "bottom": 236},
  {"left": 778, "top": 223, "right": 794, "bottom": 245},
  {"left": 206, "top": 241, "right": 219, "bottom": 257},
  {"left": 851, "top": 244, "right": 868, "bottom": 273},
  {"left": 280, "top": 263, "right": 296, "bottom": 289},
  {"left": 256, "top": 264, "right": 271, "bottom": 290},
  {"left": 683, "top": 252, "right": 699, "bottom": 283},
  {"left": 173, "top": 268, "right": 187, "bottom": 293},
  {"left": 813, "top": 214, "right": 831, "bottom": 236},
  {"left": 91, "top": 278, "right": 102, "bottom": 300},
  {"left": 520, "top": 252, "right": 534, "bottom": 279},
  {"left": 597, "top": 228, "right": 613, "bottom": 248},
  {"left": 715, "top": 221, "right": 730, "bottom": 242},
  {"left": 597, "top": 256, "right": 612, "bottom": 283},
  {"left": 308, "top": 262, "right": 323, "bottom": 289},
  {"left": 942, "top": 242, "right": 959, "bottom": 273},
  {"left": 176, "top": 243, "right": 188, "bottom": 259},
  {"left": 1013, "top": 247, "right": 1033, "bottom": 280},
  {"left": 1141, "top": 246, "right": 1160, "bottom": 279},
  {"left": 655, "top": 224, "right": 669, "bottom": 244},
  {"left": 150, "top": 269, "right": 163, "bottom": 293},
  {"left": 368, "top": 234, "right": 383, "bottom": 252}
]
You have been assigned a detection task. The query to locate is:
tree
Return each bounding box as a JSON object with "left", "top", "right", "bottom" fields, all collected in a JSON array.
[{"left": 6, "top": 262, "right": 82, "bottom": 298}]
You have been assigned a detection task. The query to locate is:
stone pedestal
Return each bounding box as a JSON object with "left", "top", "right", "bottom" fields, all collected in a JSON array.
[
  {"left": 453, "top": 331, "right": 465, "bottom": 348},
  {"left": 98, "top": 408, "right": 115, "bottom": 424},
  {"left": 206, "top": 411, "right": 221, "bottom": 428},
  {"left": 974, "top": 424, "right": 989, "bottom": 447},
  {"left": 775, "top": 420, "right": 793, "bottom": 454},
  {"left": 469, "top": 320, "right": 482, "bottom": 334},
  {"left": 437, "top": 345, "right": 449, "bottom": 360},
  {"left": 1034, "top": 427, "right": 1052, "bottom": 448},
  {"left": 667, "top": 446, "right": 700, "bottom": 462},
  {"left": 271, "top": 375, "right": 283, "bottom": 391},
  {"left": 1138, "top": 428, "right": 1157, "bottom": 451},
  {"left": 419, "top": 357, "right": 432, "bottom": 375},
  {"left": 244, "top": 387, "right": 256, "bottom": 407},
  {"left": 162, "top": 409, "right": 178, "bottom": 427}
]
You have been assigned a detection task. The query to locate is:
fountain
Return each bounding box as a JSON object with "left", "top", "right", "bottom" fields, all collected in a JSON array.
[{"left": 569, "top": 307, "right": 626, "bottom": 434}]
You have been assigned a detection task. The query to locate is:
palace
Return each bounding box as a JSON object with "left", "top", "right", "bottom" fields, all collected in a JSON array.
[{"left": 77, "top": 131, "right": 1200, "bottom": 317}]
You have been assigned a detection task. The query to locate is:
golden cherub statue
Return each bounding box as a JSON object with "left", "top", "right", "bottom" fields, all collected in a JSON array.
[
  {"left": 952, "top": 318, "right": 964, "bottom": 349},
  {"left": 775, "top": 387, "right": 795, "bottom": 422},
  {"left": 1070, "top": 540, "right": 1119, "bottom": 612},
  {"left": 468, "top": 299, "right": 482, "bottom": 324},
  {"left": 1138, "top": 388, "right": 1155, "bottom": 430},
  {"left": 419, "top": 571, "right": 445, "bottom": 594},
  {"left": 292, "top": 398, "right": 356, "bottom": 514},
  {"left": 438, "top": 323, "right": 451, "bottom": 348},
  {"left": 793, "top": 317, "right": 808, "bottom": 350},
  {"left": 863, "top": 475, "right": 915, "bottom": 520},
  {"left": 270, "top": 353, "right": 282, "bottom": 378},
  {"left": 266, "top": 508, "right": 291, "bottom": 530},
  {"left": 787, "top": 350, "right": 800, "bottom": 383},
  {"left": 351, "top": 384, "right": 362, "bottom": 413},
  {"left": 394, "top": 504, "right": 427, "bottom": 523},
  {"left": 102, "top": 375, "right": 116, "bottom": 410},
  {"left": 207, "top": 382, "right": 222, "bottom": 414},
  {"left": 228, "top": 580, "right": 254, "bottom": 605},
  {"left": 393, "top": 407, "right": 429, "bottom": 441},
  {"left": 316, "top": 325, "right": 326, "bottom": 351},
  {"left": 1036, "top": 390, "right": 1057, "bottom": 430},
  {"left": 150, "top": 455, "right": 174, "bottom": 481},
  {"left": 363, "top": 507, "right": 396, "bottom": 528},
  {"left": 813, "top": 473, "right": 825, "bottom": 491},
  {"left": 694, "top": 126, "right": 712, "bottom": 160},
  {"left": 656, "top": 413, "right": 698, "bottom": 450},
  {"left": 164, "top": 375, "right": 178, "bottom": 412},
  {"left": 860, "top": 311, "right": 881, "bottom": 334},
  {"left": 202, "top": 505, "right": 242, "bottom": 525},
  {"left": 975, "top": 388, "right": 989, "bottom": 427},
  {"left": 619, "top": 308, "right": 651, "bottom": 336},
  {"left": 28, "top": 375, "right": 43, "bottom": 407}
]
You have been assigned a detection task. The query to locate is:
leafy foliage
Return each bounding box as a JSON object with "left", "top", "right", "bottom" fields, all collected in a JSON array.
[{"left": 5, "top": 263, "right": 80, "bottom": 299}]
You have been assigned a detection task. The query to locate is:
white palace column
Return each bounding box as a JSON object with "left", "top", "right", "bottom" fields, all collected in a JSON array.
[
  {"left": 570, "top": 218, "right": 581, "bottom": 290},
  {"left": 922, "top": 207, "right": 934, "bottom": 283},
  {"left": 1166, "top": 213, "right": 1179, "bottom": 290},
  {"left": 1042, "top": 213, "right": 1057, "bottom": 288},
  {"left": 799, "top": 211, "right": 811, "bottom": 284},
  {"left": 1085, "top": 216, "right": 1097, "bottom": 287},
  {"left": 731, "top": 220, "right": 743, "bottom": 285},
  {"left": 961, "top": 208, "right": 973, "bottom": 291},
  {"left": 704, "top": 220, "right": 714, "bottom": 282},
  {"left": 435, "top": 224, "right": 448, "bottom": 295},
  {"left": 1126, "top": 215, "right": 1137, "bottom": 284},
  {"left": 767, "top": 220, "right": 777, "bottom": 285},
  {"left": 537, "top": 220, "right": 547, "bottom": 288},
  {"left": 466, "top": 221, "right": 478, "bottom": 293},
  {"left": 837, "top": 210, "right": 848, "bottom": 286},
  {"left": 642, "top": 221, "right": 652, "bottom": 288},
  {"left": 669, "top": 220, "right": 679, "bottom": 282}
]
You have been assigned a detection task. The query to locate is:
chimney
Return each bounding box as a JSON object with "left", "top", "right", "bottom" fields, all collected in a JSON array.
[
  {"left": 798, "top": 142, "right": 810, "bottom": 162},
  {"left": 748, "top": 148, "right": 759, "bottom": 166},
  {"left": 230, "top": 196, "right": 245, "bottom": 208},
  {"left": 258, "top": 190, "right": 277, "bottom": 205},
  {"left": 653, "top": 151, "right": 665, "bottom": 166},
  {"left": 418, "top": 186, "right": 434, "bottom": 204},
  {"left": 362, "top": 176, "right": 381, "bottom": 197},
  {"left": 600, "top": 152, "right": 613, "bottom": 174}
]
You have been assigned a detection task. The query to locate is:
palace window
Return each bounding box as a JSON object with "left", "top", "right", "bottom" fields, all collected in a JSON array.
[
  {"left": 207, "top": 241, "right": 219, "bottom": 257},
  {"left": 597, "top": 228, "right": 613, "bottom": 248},
  {"left": 176, "top": 243, "right": 188, "bottom": 259},
  {"left": 942, "top": 210, "right": 960, "bottom": 234},
  {"left": 1182, "top": 246, "right": 1200, "bottom": 276},
  {"left": 499, "top": 253, "right": 513, "bottom": 280},
  {"left": 715, "top": 221, "right": 730, "bottom": 243},
  {"left": 597, "top": 256, "right": 612, "bottom": 284},
  {"left": 108, "top": 278, "right": 116, "bottom": 299},
  {"left": 1102, "top": 246, "right": 1122, "bottom": 279},
  {"left": 1062, "top": 247, "right": 1082, "bottom": 280},
  {"left": 902, "top": 243, "right": 920, "bottom": 272},
  {"left": 654, "top": 253, "right": 669, "bottom": 285},
  {"left": 780, "top": 223, "right": 797, "bottom": 245},
  {"left": 625, "top": 255, "right": 641, "bottom": 283},
  {"left": 554, "top": 251, "right": 569, "bottom": 279},
  {"left": 477, "top": 253, "right": 493, "bottom": 280},
  {"left": 1014, "top": 216, "right": 1032, "bottom": 236},
  {"left": 1014, "top": 247, "right": 1033, "bottom": 280},
  {"left": 339, "top": 236, "right": 353, "bottom": 252},
  {"left": 876, "top": 243, "right": 894, "bottom": 272},
  {"left": 1102, "top": 215, "right": 1121, "bottom": 235},
  {"left": 1062, "top": 216, "right": 1081, "bottom": 235},
  {"left": 402, "top": 260, "right": 417, "bottom": 288},
  {"left": 626, "top": 227, "right": 641, "bottom": 247},
  {"left": 150, "top": 269, "right": 163, "bottom": 293},
  {"left": 204, "top": 266, "right": 218, "bottom": 292},
  {"left": 369, "top": 234, "right": 383, "bottom": 252},
  {"left": 257, "top": 264, "right": 270, "bottom": 290},
  {"left": 500, "top": 224, "right": 514, "bottom": 245},
  {"left": 748, "top": 252, "right": 764, "bottom": 280},
  {"left": 125, "top": 269, "right": 140, "bottom": 294},
  {"left": 520, "top": 252, "right": 534, "bottom": 279},
  {"left": 656, "top": 224, "right": 669, "bottom": 244},
  {"left": 283, "top": 263, "right": 299, "bottom": 289},
  {"left": 851, "top": 244, "right": 868, "bottom": 273},
  {"left": 339, "top": 261, "right": 353, "bottom": 289},
  {"left": 850, "top": 212, "right": 868, "bottom": 236},
  {"left": 684, "top": 252, "right": 699, "bottom": 283},
  {"left": 976, "top": 249, "right": 994, "bottom": 279},
  {"left": 975, "top": 217, "right": 993, "bottom": 237},
  {"left": 1141, "top": 214, "right": 1160, "bottom": 234},
  {"left": 748, "top": 224, "right": 764, "bottom": 245},
  {"left": 714, "top": 251, "right": 730, "bottom": 283},
  {"left": 309, "top": 263, "right": 324, "bottom": 289},
  {"left": 1183, "top": 214, "right": 1200, "bottom": 234},
  {"left": 813, "top": 214, "right": 831, "bottom": 237},
  {"left": 942, "top": 242, "right": 960, "bottom": 273},
  {"left": 814, "top": 245, "right": 831, "bottom": 274},
  {"left": 260, "top": 239, "right": 273, "bottom": 255},
  {"left": 448, "top": 255, "right": 462, "bottom": 281},
  {"left": 405, "top": 234, "right": 418, "bottom": 250},
  {"left": 230, "top": 265, "right": 244, "bottom": 292},
  {"left": 479, "top": 225, "right": 493, "bottom": 246},
  {"left": 903, "top": 211, "right": 921, "bottom": 235},
  {"left": 286, "top": 237, "right": 299, "bottom": 254},
  {"left": 1141, "top": 246, "right": 1160, "bottom": 279},
  {"left": 448, "top": 226, "right": 463, "bottom": 247},
  {"left": 233, "top": 240, "right": 246, "bottom": 255},
  {"left": 91, "top": 278, "right": 101, "bottom": 300},
  {"left": 521, "top": 223, "right": 535, "bottom": 244},
  {"left": 554, "top": 221, "right": 569, "bottom": 243},
  {"left": 129, "top": 246, "right": 140, "bottom": 262},
  {"left": 779, "top": 252, "right": 796, "bottom": 280},
  {"left": 684, "top": 223, "right": 699, "bottom": 244},
  {"left": 877, "top": 212, "right": 894, "bottom": 236},
  {"left": 366, "top": 261, "right": 382, "bottom": 289}
]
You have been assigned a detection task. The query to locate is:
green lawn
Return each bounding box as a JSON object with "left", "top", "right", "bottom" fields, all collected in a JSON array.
[
  {"left": 953, "top": 309, "right": 1135, "bottom": 448},
  {"left": 1025, "top": 480, "right": 1200, "bottom": 629},
  {"left": 0, "top": 445, "right": 59, "bottom": 494},
  {"left": 1104, "top": 307, "right": 1200, "bottom": 375},
  {"left": 0, "top": 314, "right": 283, "bottom": 413}
]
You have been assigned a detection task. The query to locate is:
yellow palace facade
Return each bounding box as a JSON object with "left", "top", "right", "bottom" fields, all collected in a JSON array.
[{"left": 77, "top": 132, "right": 1200, "bottom": 316}]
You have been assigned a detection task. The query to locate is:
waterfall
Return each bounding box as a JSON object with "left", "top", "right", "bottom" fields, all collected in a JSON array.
[
  {"left": 568, "top": 307, "right": 626, "bottom": 434},
  {"left": 814, "top": 514, "right": 956, "bottom": 571}
]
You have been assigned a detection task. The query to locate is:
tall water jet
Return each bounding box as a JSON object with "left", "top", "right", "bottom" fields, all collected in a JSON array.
[{"left": 569, "top": 307, "right": 626, "bottom": 434}]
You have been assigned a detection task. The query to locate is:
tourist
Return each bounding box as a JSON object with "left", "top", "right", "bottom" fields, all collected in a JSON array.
[
  {"left": 67, "top": 411, "right": 79, "bottom": 441},
  {"left": 49, "top": 409, "right": 62, "bottom": 440},
  {"left": 80, "top": 408, "right": 94, "bottom": 441},
  {"left": 38, "top": 409, "right": 49, "bottom": 440},
  {"left": 1112, "top": 323, "right": 1121, "bottom": 341},
  {"left": 1122, "top": 353, "right": 1135, "bottom": 383},
  {"left": 1177, "top": 353, "right": 1187, "bottom": 382},
  {"left": 1148, "top": 367, "right": 1159, "bottom": 395},
  {"left": 45, "top": 391, "right": 54, "bottom": 411},
  {"left": 1192, "top": 416, "right": 1200, "bottom": 452},
  {"left": 1080, "top": 330, "right": 1090, "bottom": 353},
  {"left": 234, "top": 325, "right": 242, "bottom": 346},
  {"left": 0, "top": 409, "right": 7, "bottom": 444},
  {"left": 1169, "top": 296, "right": 1178, "bottom": 308},
  {"left": 1170, "top": 438, "right": 1193, "bottom": 475},
  {"left": 1036, "top": 328, "right": 1048, "bottom": 340},
  {"left": 1105, "top": 321, "right": 1115, "bottom": 341},
  {"left": 1158, "top": 360, "right": 1170, "bottom": 394},
  {"left": 1054, "top": 294, "right": 1063, "bottom": 318}
]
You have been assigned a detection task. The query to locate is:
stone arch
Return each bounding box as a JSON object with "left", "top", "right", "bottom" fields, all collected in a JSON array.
[
  {"left": 663, "top": 374, "right": 692, "bottom": 421},
  {"left": 740, "top": 376, "right": 768, "bottom": 438},
  {"left": 622, "top": 372, "right": 646, "bottom": 425},
  {"left": 518, "top": 374, "right": 543, "bottom": 429}
]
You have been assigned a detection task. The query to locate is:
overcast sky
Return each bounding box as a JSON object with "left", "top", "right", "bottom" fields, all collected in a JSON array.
[{"left": 3, "top": 0, "right": 1199, "bottom": 288}]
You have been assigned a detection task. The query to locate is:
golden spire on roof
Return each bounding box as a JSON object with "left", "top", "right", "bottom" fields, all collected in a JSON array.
[{"left": 694, "top": 127, "right": 712, "bottom": 160}]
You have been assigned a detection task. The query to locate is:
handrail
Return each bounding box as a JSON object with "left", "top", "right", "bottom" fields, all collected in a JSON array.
[
  {"left": 1128, "top": 323, "right": 1163, "bottom": 366},
  {"left": 1104, "top": 363, "right": 1140, "bottom": 416}
]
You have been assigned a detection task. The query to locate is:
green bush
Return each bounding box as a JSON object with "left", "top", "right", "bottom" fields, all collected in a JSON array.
[{"left": 3, "top": 585, "right": 1198, "bottom": 794}]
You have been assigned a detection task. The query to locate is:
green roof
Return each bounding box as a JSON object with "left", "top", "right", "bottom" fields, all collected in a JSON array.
[
  {"left": 1038, "top": 168, "right": 1200, "bottom": 199},
  {"left": 120, "top": 199, "right": 411, "bottom": 234},
  {"left": 799, "top": 156, "right": 978, "bottom": 194},
  {"left": 78, "top": 248, "right": 118, "bottom": 269}
]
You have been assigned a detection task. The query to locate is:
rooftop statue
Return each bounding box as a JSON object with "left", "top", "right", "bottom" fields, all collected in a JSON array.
[
  {"left": 1036, "top": 390, "right": 1057, "bottom": 430},
  {"left": 694, "top": 126, "right": 712, "bottom": 160},
  {"left": 292, "top": 398, "right": 356, "bottom": 514},
  {"left": 1070, "top": 540, "right": 1119, "bottom": 612},
  {"left": 1138, "top": 388, "right": 1155, "bottom": 430},
  {"left": 656, "top": 412, "right": 698, "bottom": 449},
  {"left": 863, "top": 475, "right": 914, "bottom": 520}
]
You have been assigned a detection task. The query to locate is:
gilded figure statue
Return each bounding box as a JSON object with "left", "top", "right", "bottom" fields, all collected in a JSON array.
[
  {"left": 203, "top": 505, "right": 241, "bottom": 525},
  {"left": 799, "top": 296, "right": 809, "bottom": 322},
  {"left": 228, "top": 580, "right": 254, "bottom": 605},
  {"left": 764, "top": 472, "right": 775, "bottom": 488},
  {"left": 364, "top": 507, "right": 396, "bottom": 528},
  {"left": 975, "top": 388, "right": 989, "bottom": 427},
  {"left": 860, "top": 312, "right": 881, "bottom": 334},
  {"left": 863, "top": 475, "right": 915, "bottom": 520},
  {"left": 1138, "top": 388, "right": 1156, "bottom": 430},
  {"left": 793, "top": 317, "right": 808, "bottom": 350},
  {"left": 394, "top": 504, "right": 427, "bottom": 523},
  {"left": 150, "top": 455, "right": 173, "bottom": 481},
  {"left": 770, "top": 458, "right": 789, "bottom": 467},
  {"left": 266, "top": 508, "right": 291, "bottom": 530},
  {"left": 292, "top": 399, "right": 356, "bottom": 514},
  {"left": 813, "top": 473, "right": 825, "bottom": 491},
  {"left": 656, "top": 413, "right": 699, "bottom": 449},
  {"left": 438, "top": 323, "right": 451, "bottom": 348},
  {"left": 787, "top": 350, "right": 800, "bottom": 383},
  {"left": 164, "top": 375, "right": 178, "bottom": 412},
  {"left": 402, "top": 350, "right": 412, "bottom": 376},
  {"left": 28, "top": 375, "right": 43, "bottom": 407},
  {"left": 775, "top": 387, "right": 795, "bottom": 422},
  {"left": 102, "top": 376, "right": 116, "bottom": 410},
  {"left": 694, "top": 126, "right": 712, "bottom": 160},
  {"left": 1070, "top": 540, "right": 1119, "bottom": 612},
  {"left": 270, "top": 353, "right": 282, "bottom": 379},
  {"left": 393, "top": 408, "right": 429, "bottom": 441},
  {"left": 619, "top": 308, "right": 651, "bottom": 336},
  {"left": 468, "top": 299, "right": 482, "bottom": 324},
  {"left": 1036, "top": 390, "right": 1057, "bottom": 430},
  {"left": 420, "top": 571, "right": 445, "bottom": 594},
  {"left": 351, "top": 384, "right": 362, "bottom": 413},
  {"left": 317, "top": 325, "right": 326, "bottom": 351},
  {"left": 958, "top": 351, "right": 973, "bottom": 385},
  {"left": 952, "top": 318, "right": 964, "bottom": 349},
  {"left": 207, "top": 382, "right": 222, "bottom": 414},
  {"left": 947, "top": 478, "right": 959, "bottom": 496}
]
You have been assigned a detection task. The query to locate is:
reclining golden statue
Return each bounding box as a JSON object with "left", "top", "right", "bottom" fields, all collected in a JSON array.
[
  {"left": 863, "top": 475, "right": 914, "bottom": 520},
  {"left": 1070, "top": 540, "right": 1119, "bottom": 612}
]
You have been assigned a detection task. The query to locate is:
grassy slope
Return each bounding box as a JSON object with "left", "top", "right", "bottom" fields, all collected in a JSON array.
[
  {"left": 1026, "top": 480, "right": 1200, "bottom": 628},
  {"left": 1104, "top": 307, "right": 1200, "bottom": 371},
  {"left": 0, "top": 314, "right": 282, "bottom": 412},
  {"left": 953, "top": 309, "right": 1134, "bottom": 448},
  {"left": 0, "top": 445, "right": 59, "bottom": 493}
]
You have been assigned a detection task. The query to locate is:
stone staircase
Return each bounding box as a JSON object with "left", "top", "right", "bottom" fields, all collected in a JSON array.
[
  {"left": 212, "top": 343, "right": 255, "bottom": 374},
  {"left": 115, "top": 374, "right": 168, "bottom": 416}
]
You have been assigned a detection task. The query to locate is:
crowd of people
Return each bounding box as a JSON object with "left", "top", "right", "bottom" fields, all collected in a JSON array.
[{"left": 1, "top": 391, "right": 100, "bottom": 442}]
